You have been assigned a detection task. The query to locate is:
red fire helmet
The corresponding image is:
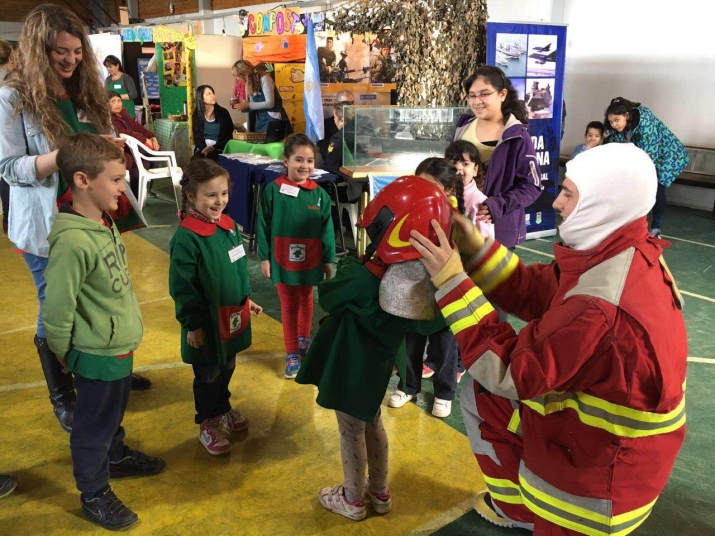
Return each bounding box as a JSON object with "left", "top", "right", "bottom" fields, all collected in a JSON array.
[{"left": 358, "top": 175, "right": 453, "bottom": 264}]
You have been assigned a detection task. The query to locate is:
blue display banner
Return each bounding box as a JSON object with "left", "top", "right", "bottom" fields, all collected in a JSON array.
[
  {"left": 137, "top": 57, "right": 159, "bottom": 100},
  {"left": 486, "top": 22, "right": 567, "bottom": 239}
]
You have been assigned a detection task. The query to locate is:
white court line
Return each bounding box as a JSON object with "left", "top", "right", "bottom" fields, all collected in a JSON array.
[
  {"left": 681, "top": 290, "right": 715, "bottom": 304},
  {"left": 0, "top": 297, "right": 172, "bottom": 337},
  {"left": 2, "top": 354, "right": 711, "bottom": 394},
  {"left": 688, "top": 357, "right": 715, "bottom": 364},
  {"left": 662, "top": 235, "right": 715, "bottom": 249},
  {"left": 516, "top": 245, "right": 715, "bottom": 305},
  {"left": 0, "top": 352, "right": 284, "bottom": 393}
]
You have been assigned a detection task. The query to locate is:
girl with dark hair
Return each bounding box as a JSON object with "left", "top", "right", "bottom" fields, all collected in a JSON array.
[
  {"left": 453, "top": 66, "right": 542, "bottom": 250},
  {"left": 191, "top": 84, "right": 234, "bottom": 160},
  {"left": 604, "top": 97, "right": 689, "bottom": 238},
  {"left": 170, "top": 158, "right": 263, "bottom": 455},
  {"left": 388, "top": 158, "right": 464, "bottom": 419},
  {"left": 103, "top": 54, "right": 138, "bottom": 117}
]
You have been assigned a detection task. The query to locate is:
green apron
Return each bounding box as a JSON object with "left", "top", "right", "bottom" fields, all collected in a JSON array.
[{"left": 106, "top": 75, "right": 135, "bottom": 117}]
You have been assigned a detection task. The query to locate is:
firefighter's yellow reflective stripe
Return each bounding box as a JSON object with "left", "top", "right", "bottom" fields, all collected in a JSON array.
[
  {"left": 440, "top": 286, "right": 495, "bottom": 335},
  {"left": 441, "top": 286, "right": 485, "bottom": 319},
  {"left": 522, "top": 391, "right": 686, "bottom": 438},
  {"left": 483, "top": 475, "right": 523, "bottom": 505},
  {"left": 519, "top": 461, "right": 657, "bottom": 536},
  {"left": 507, "top": 408, "right": 521, "bottom": 434},
  {"left": 469, "top": 245, "right": 519, "bottom": 293},
  {"left": 610, "top": 498, "right": 659, "bottom": 535}
]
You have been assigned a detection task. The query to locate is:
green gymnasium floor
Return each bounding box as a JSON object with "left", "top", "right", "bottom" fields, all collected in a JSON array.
[{"left": 1, "top": 179, "right": 713, "bottom": 535}]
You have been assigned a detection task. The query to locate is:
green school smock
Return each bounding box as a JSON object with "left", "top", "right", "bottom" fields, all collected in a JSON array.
[
  {"left": 257, "top": 176, "right": 336, "bottom": 286},
  {"left": 169, "top": 214, "right": 253, "bottom": 365},
  {"left": 296, "top": 257, "right": 407, "bottom": 423},
  {"left": 105, "top": 74, "right": 136, "bottom": 117}
]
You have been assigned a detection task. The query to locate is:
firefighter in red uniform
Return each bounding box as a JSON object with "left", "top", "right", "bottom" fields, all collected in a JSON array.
[{"left": 409, "top": 143, "right": 687, "bottom": 536}]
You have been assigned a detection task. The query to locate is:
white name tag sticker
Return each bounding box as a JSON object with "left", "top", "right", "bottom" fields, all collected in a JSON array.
[
  {"left": 114, "top": 84, "right": 122, "bottom": 89},
  {"left": 279, "top": 183, "right": 300, "bottom": 197},
  {"left": 228, "top": 244, "right": 246, "bottom": 263}
]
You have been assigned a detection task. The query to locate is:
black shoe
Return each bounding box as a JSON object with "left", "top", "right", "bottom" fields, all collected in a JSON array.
[
  {"left": 35, "top": 335, "right": 75, "bottom": 433},
  {"left": 0, "top": 475, "right": 17, "bottom": 498},
  {"left": 81, "top": 487, "right": 138, "bottom": 530},
  {"left": 109, "top": 447, "right": 166, "bottom": 479},
  {"left": 130, "top": 373, "right": 152, "bottom": 391}
]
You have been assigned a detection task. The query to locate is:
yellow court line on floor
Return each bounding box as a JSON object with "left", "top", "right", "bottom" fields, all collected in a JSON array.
[
  {"left": 662, "top": 235, "right": 715, "bottom": 249},
  {"left": 516, "top": 245, "right": 715, "bottom": 304}
]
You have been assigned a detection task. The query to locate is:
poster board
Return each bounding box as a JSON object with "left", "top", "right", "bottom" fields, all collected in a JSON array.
[{"left": 486, "top": 22, "right": 567, "bottom": 239}]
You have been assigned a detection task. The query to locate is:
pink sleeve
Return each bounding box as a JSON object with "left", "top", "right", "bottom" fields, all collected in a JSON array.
[{"left": 233, "top": 79, "right": 246, "bottom": 101}]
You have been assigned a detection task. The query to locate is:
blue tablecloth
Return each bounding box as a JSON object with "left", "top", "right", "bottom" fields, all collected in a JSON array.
[{"left": 217, "top": 156, "right": 338, "bottom": 249}]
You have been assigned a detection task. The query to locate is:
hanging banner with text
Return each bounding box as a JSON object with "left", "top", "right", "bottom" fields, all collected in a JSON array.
[{"left": 486, "top": 22, "right": 567, "bottom": 239}]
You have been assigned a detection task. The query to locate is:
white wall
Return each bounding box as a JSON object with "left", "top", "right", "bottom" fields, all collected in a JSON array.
[
  {"left": 486, "top": 0, "right": 715, "bottom": 154},
  {"left": 193, "top": 34, "right": 245, "bottom": 124},
  {"left": 560, "top": 0, "right": 714, "bottom": 153}
]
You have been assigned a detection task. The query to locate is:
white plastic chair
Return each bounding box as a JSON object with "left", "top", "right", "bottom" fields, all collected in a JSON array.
[{"left": 119, "top": 134, "right": 183, "bottom": 210}]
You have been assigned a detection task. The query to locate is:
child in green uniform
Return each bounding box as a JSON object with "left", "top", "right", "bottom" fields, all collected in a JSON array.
[
  {"left": 169, "top": 159, "right": 263, "bottom": 455},
  {"left": 296, "top": 175, "right": 454, "bottom": 521},
  {"left": 43, "top": 133, "right": 166, "bottom": 530},
  {"left": 257, "top": 133, "right": 336, "bottom": 379}
]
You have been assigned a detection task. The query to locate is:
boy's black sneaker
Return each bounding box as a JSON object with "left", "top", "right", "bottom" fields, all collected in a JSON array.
[
  {"left": 0, "top": 475, "right": 17, "bottom": 498},
  {"left": 81, "top": 486, "right": 138, "bottom": 530},
  {"left": 109, "top": 447, "right": 166, "bottom": 479}
]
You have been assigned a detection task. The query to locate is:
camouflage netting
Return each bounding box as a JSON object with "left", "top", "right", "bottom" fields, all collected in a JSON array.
[{"left": 331, "top": 0, "right": 488, "bottom": 106}]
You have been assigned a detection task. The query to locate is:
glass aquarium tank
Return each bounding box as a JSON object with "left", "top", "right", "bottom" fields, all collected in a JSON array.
[{"left": 341, "top": 106, "right": 470, "bottom": 174}]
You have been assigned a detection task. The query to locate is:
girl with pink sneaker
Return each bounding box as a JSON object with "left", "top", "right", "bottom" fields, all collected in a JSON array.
[{"left": 170, "top": 159, "right": 263, "bottom": 455}]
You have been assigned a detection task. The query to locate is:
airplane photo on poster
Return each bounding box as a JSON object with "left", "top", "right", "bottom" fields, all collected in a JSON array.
[
  {"left": 526, "top": 34, "right": 557, "bottom": 76},
  {"left": 528, "top": 49, "right": 556, "bottom": 65}
]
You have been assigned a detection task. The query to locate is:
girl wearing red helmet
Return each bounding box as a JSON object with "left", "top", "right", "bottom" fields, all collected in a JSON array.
[{"left": 296, "top": 175, "right": 453, "bottom": 521}]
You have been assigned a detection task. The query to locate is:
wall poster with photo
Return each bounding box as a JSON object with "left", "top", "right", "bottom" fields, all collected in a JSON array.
[
  {"left": 315, "top": 32, "right": 371, "bottom": 93},
  {"left": 487, "top": 23, "right": 567, "bottom": 239},
  {"left": 161, "top": 42, "right": 187, "bottom": 87}
]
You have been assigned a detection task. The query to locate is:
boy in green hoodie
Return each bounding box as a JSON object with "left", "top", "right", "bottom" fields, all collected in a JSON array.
[{"left": 43, "top": 133, "right": 165, "bottom": 531}]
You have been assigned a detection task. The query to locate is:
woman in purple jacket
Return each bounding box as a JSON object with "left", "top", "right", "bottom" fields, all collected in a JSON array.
[{"left": 453, "top": 66, "right": 542, "bottom": 248}]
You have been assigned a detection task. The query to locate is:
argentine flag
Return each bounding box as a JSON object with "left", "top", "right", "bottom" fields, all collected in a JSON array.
[{"left": 304, "top": 17, "right": 324, "bottom": 142}]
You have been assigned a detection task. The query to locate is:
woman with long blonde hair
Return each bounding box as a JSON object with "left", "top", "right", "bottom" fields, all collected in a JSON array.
[
  {"left": 0, "top": 5, "right": 149, "bottom": 437},
  {"left": 231, "top": 59, "right": 292, "bottom": 133}
]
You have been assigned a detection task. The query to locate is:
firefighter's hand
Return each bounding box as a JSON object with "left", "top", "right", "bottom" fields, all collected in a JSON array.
[
  {"left": 410, "top": 220, "right": 454, "bottom": 277},
  {"left": 323, "top": 263, "right": 333, "bottom": 280},
  {"left": 452, "top": 213, "right": 486, "bottom": 255}
]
